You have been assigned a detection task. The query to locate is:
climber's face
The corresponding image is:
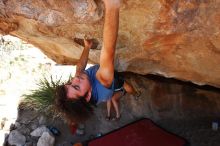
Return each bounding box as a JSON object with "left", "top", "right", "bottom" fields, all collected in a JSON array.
[{"left": 65, "top": 73, "right": 92, "bottom": 102}]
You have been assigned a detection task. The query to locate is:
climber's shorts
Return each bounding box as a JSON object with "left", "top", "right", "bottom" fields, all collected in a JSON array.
[{"left": 114, "top": 71, "right": 126, "bottom": 95}]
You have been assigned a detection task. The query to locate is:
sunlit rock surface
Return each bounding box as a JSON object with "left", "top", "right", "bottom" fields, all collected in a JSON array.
[{"left": 1, "top": 0, "right": 220, "bottom": 88}]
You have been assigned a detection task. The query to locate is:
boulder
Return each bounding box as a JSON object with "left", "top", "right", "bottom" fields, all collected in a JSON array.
[
  {"left": 30, "top": 126, "right": 49, "bottom": 137},
  {"left": 0, "top": 0, "right": 220, "bottom": 88},
  {"left": 8, "top": 130, "right": 26, "bottom": 146},
  {"left": 37, "top": 132, "right": 55, "bottom": 146}
]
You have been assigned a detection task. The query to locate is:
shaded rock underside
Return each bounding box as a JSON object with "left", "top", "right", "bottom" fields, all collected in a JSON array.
[{"left": 0, "top": 0, "right": 220, "bottom": 88}]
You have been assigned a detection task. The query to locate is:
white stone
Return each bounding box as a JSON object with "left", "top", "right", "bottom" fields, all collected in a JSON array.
[
  {"left": 37, "top": 132, "right": 55, "bottom": 146},
  {"left": 8, "top": 130, "right": 26, "bottom": 146},
  {"left": 30, "top": 126, "right": 49, "bottom": 137}
]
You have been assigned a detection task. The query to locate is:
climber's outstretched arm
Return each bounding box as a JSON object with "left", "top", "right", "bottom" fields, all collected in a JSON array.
[
  {"left": 75, "top": 39, "right": 93, "bottom": 76},
  {"left": 96, "top": 0, "right": 120, "bottom": 87}
]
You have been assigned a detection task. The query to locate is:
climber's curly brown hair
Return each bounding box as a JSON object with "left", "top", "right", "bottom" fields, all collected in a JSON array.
[{"left": 55, "top": 84, "right": 93, "bottom": 124}]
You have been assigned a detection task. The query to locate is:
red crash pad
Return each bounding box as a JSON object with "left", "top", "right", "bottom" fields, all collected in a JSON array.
[{"left": 88, "top": 118, "right": 187, "bottom": 146}]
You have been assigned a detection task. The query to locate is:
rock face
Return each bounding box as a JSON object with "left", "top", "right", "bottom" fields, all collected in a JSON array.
[
  {"left": 0, "top": 0, "right": 220, "bottom": 87},
  {"left": 123, "top": 74, "right": 220, "bottom": 121}
]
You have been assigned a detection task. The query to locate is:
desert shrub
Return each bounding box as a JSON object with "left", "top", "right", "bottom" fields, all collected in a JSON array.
[{"left": 20, "top": 75, "right": 66, "bottom": 119}]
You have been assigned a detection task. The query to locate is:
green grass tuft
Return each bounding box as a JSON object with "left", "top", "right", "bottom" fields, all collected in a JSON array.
[{"left": 20, "top": 75, "right": 67, "bottom": 119}]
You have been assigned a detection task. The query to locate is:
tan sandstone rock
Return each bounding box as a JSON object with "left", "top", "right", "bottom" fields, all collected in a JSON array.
[{"left": 0, "top": 0, "right": 220, "bottom": 88}]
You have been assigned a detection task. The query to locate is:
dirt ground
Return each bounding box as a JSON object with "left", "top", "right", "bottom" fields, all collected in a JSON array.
[
  {"left": 158, "top": 118, "right": 220, "bottom": 146},
  {"left": 14, "top": 102, "right": 220, "bottom": 146}
]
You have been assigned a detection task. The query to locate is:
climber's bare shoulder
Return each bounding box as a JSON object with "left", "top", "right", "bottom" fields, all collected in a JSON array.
[{"left": 96, "top": 50, "right": 114, "bottom": 88}]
